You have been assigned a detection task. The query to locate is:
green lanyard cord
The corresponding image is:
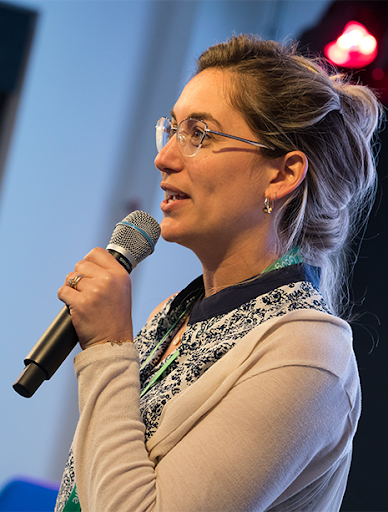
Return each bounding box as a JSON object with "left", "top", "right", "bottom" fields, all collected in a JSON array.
[
  {"left": 140, "top": 349, "right": 179, "bottom": 398},
  {"left": 140, "top": 306, "right": 189, "bottom": 371},
  {"left": 139, "top": 291, "right": 202, "bottom": 396}
]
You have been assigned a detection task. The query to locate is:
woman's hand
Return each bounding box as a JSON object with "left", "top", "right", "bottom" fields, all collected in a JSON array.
[{"left": 58, "top": 247, "right": 133, "bottom": 350}]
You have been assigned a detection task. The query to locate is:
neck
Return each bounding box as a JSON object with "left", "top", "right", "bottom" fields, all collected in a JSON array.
[{"left": 200, "top": 238, "right": 279, "bottom": 298}]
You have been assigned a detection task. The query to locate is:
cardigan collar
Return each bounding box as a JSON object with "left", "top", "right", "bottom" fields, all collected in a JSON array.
[{"left": 170, "top": 264, "right": 321, "bottom": 325}]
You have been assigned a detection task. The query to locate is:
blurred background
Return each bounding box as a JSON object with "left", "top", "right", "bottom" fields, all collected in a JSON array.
[{"left": 0, "top": 1, "right": 386, "bottom": 510}]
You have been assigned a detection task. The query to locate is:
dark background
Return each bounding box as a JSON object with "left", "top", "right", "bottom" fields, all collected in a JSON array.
[
  {"left": 300, "top": 3, "right": 388, "bottom": 509},
  {"left": 342, "top": 130, "right": 388, "bottom": 511}
]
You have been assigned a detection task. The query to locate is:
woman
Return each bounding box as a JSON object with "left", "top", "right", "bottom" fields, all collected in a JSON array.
[{"left": 55, "top": 35, "right": 382, "bottom": 511}]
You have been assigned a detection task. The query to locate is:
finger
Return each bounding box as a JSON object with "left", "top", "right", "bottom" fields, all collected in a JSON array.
[
  {"left": 62, "top": 249, "right": 127, "bottom": 292},
  {"left": 63, "top": 258, "right": 109, "bottom": 289},
  {"left": 67, "top": 273, "right": 86, "bottom": 291},
  {"left": 59, "top": 271, "right": 89, "bottom": 303},
  {"left": 73, "top": 259, "right": 105, "bottom": 279},
  {"left": 63, "top": 269, "right": 88, "bottom": 289},
  {"left": 58, "top": 281, "right": 78, "bottom": 304},
  {"left": 83, "top": 247, "right": 125, "bottom": 271},
  {"left": 58, "top": 274, "right": 88, "bottom": 305}
]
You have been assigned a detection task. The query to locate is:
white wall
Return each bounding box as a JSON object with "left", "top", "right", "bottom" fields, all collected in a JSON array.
[{"left": 0, "top": 0, "right": 331, "bottom": 488}]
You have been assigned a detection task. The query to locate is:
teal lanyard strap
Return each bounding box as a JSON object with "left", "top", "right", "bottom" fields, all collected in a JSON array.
[{"left": 261, "top": 246, "right": 302, "bottom": 274}]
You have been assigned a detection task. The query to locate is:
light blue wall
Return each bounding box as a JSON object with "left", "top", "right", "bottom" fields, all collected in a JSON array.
[{"left": 0, "top": 0, "right": 330, "bottom": 488}]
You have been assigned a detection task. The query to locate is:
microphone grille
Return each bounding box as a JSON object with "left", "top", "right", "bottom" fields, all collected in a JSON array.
[{"left": 106, "top": 210, "right": 161, "bottom": 269}]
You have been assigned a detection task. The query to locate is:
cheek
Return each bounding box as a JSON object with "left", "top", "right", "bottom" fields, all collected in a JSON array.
[{"left": 190, "top": 153, "right": 263, "bottom": 206}]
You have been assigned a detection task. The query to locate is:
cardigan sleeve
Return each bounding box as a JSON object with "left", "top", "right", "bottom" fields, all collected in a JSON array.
[{"left": 73, "top": 318, "right": 358, "bottom": 512}]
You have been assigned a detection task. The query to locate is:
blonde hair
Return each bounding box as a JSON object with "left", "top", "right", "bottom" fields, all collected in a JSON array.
[{"left": 196, "top": 35, "right": 384, "bottom": 317}]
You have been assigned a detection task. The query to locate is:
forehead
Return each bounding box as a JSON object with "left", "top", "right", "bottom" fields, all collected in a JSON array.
[{"left": 172, "top": 69, "right": 240, "bottom": 127}]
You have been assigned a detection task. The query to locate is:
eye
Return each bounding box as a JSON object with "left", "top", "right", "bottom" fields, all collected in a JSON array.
[
  {"left": 190, "top": 124, "right": 213, "bottom": 147},
  {"left": 179, "top": 119, "right": 212, "bottom": 150},
  {"left": 191, "top": 126, "right": 205, "bottom": 142}
]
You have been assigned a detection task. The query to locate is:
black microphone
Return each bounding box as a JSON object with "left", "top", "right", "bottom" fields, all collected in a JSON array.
[{"left": 13, "top": 210, "right": 161, "bottom": 398}]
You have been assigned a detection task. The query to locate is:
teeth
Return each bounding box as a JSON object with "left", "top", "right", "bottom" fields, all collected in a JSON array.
[{"left": 165, "top": 189, "right": 187, "bottom": 203}]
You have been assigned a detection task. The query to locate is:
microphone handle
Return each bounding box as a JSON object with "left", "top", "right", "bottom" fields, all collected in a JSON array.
[
  {"left": 13, "top": 249, "right": 132, "bottom": 398},
  {"left": 13, "top": 307, "right": 78, "bottom": 398}
]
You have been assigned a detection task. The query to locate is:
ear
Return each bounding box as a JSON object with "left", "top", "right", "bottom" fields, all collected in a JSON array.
[{"left": 265, "top": 151, "right": 308, "bottom": 200}]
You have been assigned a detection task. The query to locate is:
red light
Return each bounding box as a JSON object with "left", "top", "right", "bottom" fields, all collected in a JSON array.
[
  {"left": 324, "top": 21, "right": 378, "bottom": 68},
  {"left": 372, "top": 68, "right": 384, "bottom": 81}
]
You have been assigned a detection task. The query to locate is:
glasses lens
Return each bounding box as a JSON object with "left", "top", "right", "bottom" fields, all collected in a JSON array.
[
  {"left": 178, "top": 119, "right": 207, "bottom": 157},
  {"left": 155, "top": 117, "right": 172, "bottom": 153}
]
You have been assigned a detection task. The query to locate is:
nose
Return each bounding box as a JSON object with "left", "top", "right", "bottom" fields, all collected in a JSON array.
[{"left": 154, "top": 134, "right": 184, "bottom": 174}]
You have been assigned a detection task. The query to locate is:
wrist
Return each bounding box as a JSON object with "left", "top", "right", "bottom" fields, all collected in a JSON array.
[
  {"left": 107, "top": 340, "right": 133, "bottom": 346},
  {"left": 82, "top": 339, "right": 133, "bottom": 350}
]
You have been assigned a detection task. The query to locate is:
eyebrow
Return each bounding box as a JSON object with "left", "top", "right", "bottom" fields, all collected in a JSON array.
[{"left": 170, "top": 110, "right": 223, "bottom": 131}]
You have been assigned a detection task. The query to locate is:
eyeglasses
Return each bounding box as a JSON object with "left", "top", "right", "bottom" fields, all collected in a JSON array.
[{"left": 155, "top": 117, "right": 272, "bottom": 157}]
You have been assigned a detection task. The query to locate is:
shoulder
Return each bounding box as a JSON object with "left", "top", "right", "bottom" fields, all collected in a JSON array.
[
  {"left": 146, "top": 293, "right": 178, "bottom": 323},
  {"left": 239, "top": 310, "right": 359, "bottom": 406},
  {"left": 251, "top": 310, "right": 353, "bottom": 373}
]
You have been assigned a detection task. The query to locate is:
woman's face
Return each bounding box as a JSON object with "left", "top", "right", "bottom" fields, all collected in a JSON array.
[{"left": 154, "top": 69, "right": 275, "bottom": 259}]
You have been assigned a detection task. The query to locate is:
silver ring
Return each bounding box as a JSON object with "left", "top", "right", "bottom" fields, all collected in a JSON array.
[{"left": 68, "top": 274, "right": 84, "bottom": 290}]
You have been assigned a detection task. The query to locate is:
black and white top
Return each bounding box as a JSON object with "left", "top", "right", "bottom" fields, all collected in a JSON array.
[{"left": 137, "top": 264, "right": 328, "bottom": 442}]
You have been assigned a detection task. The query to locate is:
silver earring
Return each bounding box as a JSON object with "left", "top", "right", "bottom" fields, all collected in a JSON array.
[{"left": 263, "top": 194, "right": 276, "bottom": 214}]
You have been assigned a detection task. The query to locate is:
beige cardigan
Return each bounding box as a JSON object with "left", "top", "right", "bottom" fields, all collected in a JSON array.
[{"left": 73, "top": 309, "right": 360, "bottom": 512}]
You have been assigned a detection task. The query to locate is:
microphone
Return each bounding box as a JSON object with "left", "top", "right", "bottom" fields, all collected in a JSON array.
[{"left": 13, "top": 210, "right": 161, "bottom": 398}]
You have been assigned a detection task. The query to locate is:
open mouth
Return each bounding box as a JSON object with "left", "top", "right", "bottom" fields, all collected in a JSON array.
[{"left": 164, "top": 188, "right": 190, "bottom": 203}]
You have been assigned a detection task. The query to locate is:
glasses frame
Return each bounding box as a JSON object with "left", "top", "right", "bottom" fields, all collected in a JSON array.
[{"left": 156, "top": 117, "right": 273, "bottom": 157}]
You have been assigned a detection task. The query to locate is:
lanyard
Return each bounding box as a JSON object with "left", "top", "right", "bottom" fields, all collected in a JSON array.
[
  {"left": 140, "top": 306, "right": 189, "bottom": 371},
  {"left": 261, "top": 246, "right": 302, "bottom": 273},
  {"left": 138, "top": 287, "right": 206, "bottom": 396},
  {"left": 140, "top": 349, "right": 179, "bottom": 397}
]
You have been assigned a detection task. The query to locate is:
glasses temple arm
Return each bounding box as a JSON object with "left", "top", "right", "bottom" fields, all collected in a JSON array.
[{"left": 207, "top": 129, "right": 274, "bottom": 150}]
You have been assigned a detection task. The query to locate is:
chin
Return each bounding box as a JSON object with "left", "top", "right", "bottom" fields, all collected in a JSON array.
[
  {"left": 160, "top": 218, "right": 185, "bottom": 244},
  {"left": 160, "top": 218, "right": 197, "bottom": 249}
]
